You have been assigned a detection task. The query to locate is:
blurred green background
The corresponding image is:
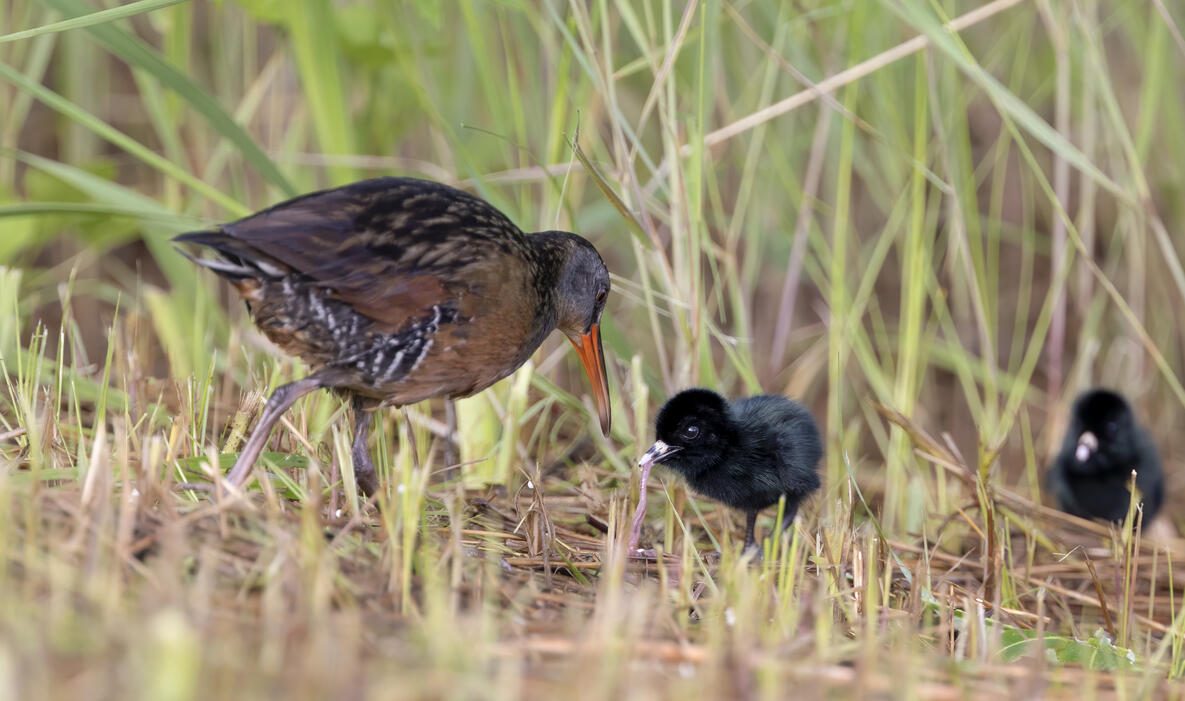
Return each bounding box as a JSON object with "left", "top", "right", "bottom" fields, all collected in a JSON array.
[
  {"left": 3, "top": 0, "right": 1185, "bottom": 694},
  {"left": 4, "top": 0, "right": 1184, "bottom": 524}
]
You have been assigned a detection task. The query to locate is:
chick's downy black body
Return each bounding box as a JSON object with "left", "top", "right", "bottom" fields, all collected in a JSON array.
[
  {"left": 639, "top": 388, "right": 823, "bottom": 549},
  {"left": 1047, "top": 388, "right": 1163, "bottom": 524},
  {"left": 177, "top": 177, "right": 612, "bottom": 495}
]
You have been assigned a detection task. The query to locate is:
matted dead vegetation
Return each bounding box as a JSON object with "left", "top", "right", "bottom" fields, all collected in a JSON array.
[{"left": 4, "top": 0, "right": 1185, "bottom": 697}]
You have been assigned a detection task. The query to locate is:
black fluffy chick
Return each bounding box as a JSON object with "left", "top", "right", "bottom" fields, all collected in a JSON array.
[
  {"left": 637, "top": 388, "right": 823, "bottom": 550},
  {"left": 1047, "top": 388, "right": 1163, "bottom": 525}
]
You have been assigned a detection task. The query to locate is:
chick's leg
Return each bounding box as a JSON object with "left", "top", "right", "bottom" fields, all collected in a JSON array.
[
  {"left": 743, "top": 510, "right": 760, "bottom": 553},
  {"left": 778, "top": 500, "right": 801, "bottom": 534},
  {"left": 350, "top": 394, "right": 379, "bottom": 497}
]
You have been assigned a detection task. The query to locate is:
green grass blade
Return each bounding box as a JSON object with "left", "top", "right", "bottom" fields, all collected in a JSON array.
[
  {"left": 0, "top": 61, "right": 246, "bottom": 214},
  {"left": 1, "top": 0, "right": 185, "bottom": 44},
  {"left": 884, "top": 0, "right": 1125, "bottom": 200},
  {"left": 35, "top": 0, "right": 297, "bottom": 197}
]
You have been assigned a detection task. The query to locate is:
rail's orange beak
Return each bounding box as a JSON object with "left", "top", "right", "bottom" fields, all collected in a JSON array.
[{"left": 568, "top": 324, "right": 611, "bottom": 435}]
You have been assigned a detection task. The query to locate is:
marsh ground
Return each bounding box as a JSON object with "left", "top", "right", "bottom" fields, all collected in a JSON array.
[{"left": 2, "top": 0, "right": 1185, "bottom": 697}]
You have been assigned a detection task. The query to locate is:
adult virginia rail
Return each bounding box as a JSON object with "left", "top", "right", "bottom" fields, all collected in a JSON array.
[
  {"left": 632, "top": 388, "right": 822, "bottom": 552},
  {"left": 1047, "top": 388, "right": 1163, "bottom": 524},
  {"left": 177, "top": 177, "right": 612, "bottom": 495}
]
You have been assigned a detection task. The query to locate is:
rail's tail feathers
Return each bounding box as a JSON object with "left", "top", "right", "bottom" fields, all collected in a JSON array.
[{"left": 174, "top": 231, "right": 288, "bottom": 282}]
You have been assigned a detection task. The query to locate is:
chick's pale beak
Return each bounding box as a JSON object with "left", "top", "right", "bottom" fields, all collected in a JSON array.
[
  {"left": 1075, "top": 431, "right": 1099, "bottom": 463},
  {"left": 638, "top": 440, "right": 681, "bottom": 469},
  {"left": 568, "top": 323, "right": 611, "bottom": 435}
]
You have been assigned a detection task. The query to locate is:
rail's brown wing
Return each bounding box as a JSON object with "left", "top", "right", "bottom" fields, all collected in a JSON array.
[{"left": 217, "top": 177, "right": 532, "bottom": 333}]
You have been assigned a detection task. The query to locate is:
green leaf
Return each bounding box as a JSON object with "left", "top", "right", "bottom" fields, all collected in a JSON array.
[
  {"left": 230, "top": 0, "right": 288, "bottom": 24},
  {"left": 0, "top": 201, "right": 203, "bottom": 228},
  {"left": 336, "top": 4, "right": 395, "bottom": 69},
  {"left": 0, "top": 187, "right": 39, "bottom": 263},
  {"left": 1000, "top": 630, "right": 1140, "bottom": 671},
  {"left": 0, "top": 0, "right": 185, "bottom": 44},
  {"left": 0, "top": 61, "right": 247, "bottom": 215},
  {"left": 923, "top": 594, "right": 1141, "bottom": 671},
  {"left": 174, "top": 452, "right": 312, "bottom": 474},
  {"left": 1, "top": 468, "right": 82, "bottom": 485}
]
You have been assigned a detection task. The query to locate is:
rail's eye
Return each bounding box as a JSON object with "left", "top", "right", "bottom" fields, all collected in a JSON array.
[
  {"left": 679, "top": 424, "right": 701, "bottom": 441},
  {"left": 595, "top": 289, "right": 608, "bottom": 305}
]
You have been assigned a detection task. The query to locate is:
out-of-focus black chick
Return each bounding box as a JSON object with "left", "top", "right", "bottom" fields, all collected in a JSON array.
[
  {"left": 637, "top": 388, "right": 823, "bottom": 550},
  {"left": 1047, "top": 388, "right": 1163, "bottom": 525}
]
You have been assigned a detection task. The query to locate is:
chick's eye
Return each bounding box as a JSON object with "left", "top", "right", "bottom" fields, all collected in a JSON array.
[
  {"left": 679, "top": 424, "right": 700, "bottom": 441},
  {"left": 1105, "top": 420, "right": 1119, "bottom": 435}
]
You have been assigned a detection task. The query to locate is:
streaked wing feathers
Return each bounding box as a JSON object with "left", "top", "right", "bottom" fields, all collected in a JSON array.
[{"left": 213, "top": 177, "right": 528, "bottom": 331}]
